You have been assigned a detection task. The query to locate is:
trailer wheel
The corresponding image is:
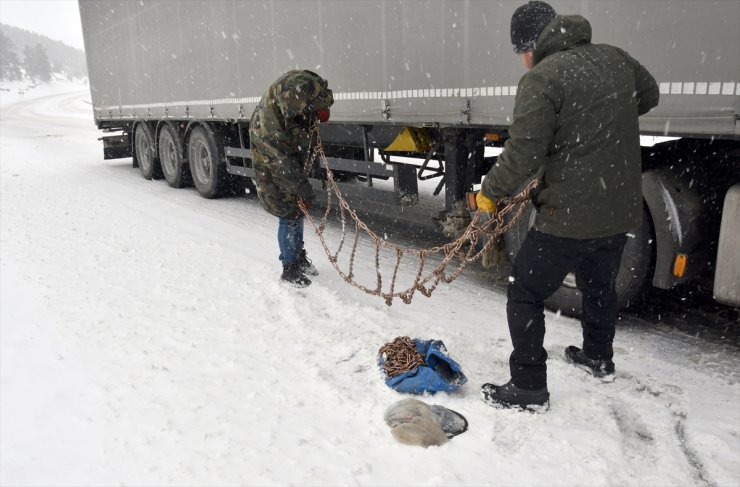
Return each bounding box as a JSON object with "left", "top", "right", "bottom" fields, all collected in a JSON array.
[
  {"left": 503, "top": 204, "right": 655, "bottom": 317},
  {"left": 134, "top": 123, "right": 161, "bottom": 180},
  {"left": 159, "top": 124, "right": 191, "bottom": 188},
  {"left": 188, "top": 126, "right": 228, "bottom": 198}
]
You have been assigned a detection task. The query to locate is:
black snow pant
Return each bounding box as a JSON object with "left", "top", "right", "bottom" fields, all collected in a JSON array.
[{"left": 507, "top": 229, "right": 627, "bottom": 390}]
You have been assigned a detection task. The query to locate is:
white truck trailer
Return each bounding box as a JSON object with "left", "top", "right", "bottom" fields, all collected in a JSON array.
[{"left": 79, "top": 0, "right": 739, "bottom": 313}]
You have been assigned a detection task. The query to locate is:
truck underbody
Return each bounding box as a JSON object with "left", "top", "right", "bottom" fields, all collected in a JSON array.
[{"left": 97, "top": 115, "right": 740, "bottom": 312}]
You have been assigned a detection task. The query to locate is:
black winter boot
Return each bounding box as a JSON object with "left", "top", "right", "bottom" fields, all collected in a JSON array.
[
  {"left": 564, "top": 345, "right": 615, "bottom": 381},
  {"left": 281, "top": 262, "right": 311, "bottom": 288},
  {"left": 297, "top": 249, "right": 318, "bottom": 276},
  {"left": 481, "top": 381, "right": 549, "bottom": 411}
]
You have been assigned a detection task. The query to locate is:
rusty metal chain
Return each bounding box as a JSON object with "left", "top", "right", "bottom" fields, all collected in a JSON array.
[
  {"left": 378, "top": 336, "right": 426, "bottom": 378},
  {"left": 300, "top": 122, "right": 538, "bottom": 305}
]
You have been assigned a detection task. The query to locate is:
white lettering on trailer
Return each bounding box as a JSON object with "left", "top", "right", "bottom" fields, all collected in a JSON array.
[{"left": 99, "top": 81, "right": 740, "bottom": 116}]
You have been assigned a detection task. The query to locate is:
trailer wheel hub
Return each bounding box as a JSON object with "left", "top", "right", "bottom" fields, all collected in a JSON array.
[
  {"left": 192, "top": 140, "right": 212, "bottom": 184},
  {"left": 162, "top": 135, "right": 177, "bottom": 174},
  {"left": 135, "top": 130, "right": 152, "bottom": 172}
]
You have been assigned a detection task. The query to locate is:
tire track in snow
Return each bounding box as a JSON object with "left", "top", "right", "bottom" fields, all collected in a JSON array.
[
  {"left": 673, "top": 411, "right": 715, "bottom": 487},
  {"left": 627, "top": 376, "right": 714, "bottom": 485},
  {"left": 608, "top": 399, "right": 656, "bottom": 446},
  {"left": 599, "top": 371, "right": 716, "bottom": 485}
]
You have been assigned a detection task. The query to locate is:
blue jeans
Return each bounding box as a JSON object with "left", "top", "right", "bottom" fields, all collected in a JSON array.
[{"left": 278, "top": 216, "right": 304, "bottom": 265}]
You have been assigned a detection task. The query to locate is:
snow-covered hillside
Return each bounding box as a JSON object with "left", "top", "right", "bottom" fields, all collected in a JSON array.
[{"left": 1, "top": 81, "right": 738, "bottom": 486}]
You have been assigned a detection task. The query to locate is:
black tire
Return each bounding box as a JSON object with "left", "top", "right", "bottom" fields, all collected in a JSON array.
[
  {"left": 134, "top": 123, "right": 161, "bottom": 180},
  {"left": 158, "top": 123, "right": 191, "bottom": 188},
  {"left": 503, "top": 203, "right": 655, "bottom": 317},
  {"left": 187, "top": 125, "right": 229, "bottom": 198}
]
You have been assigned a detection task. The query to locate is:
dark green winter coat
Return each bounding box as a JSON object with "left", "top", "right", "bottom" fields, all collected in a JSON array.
[
  {"left": 481, "top": 15, "right": 659, "bottom": 238},
  {"left": 249, "top": 70, "right": 333, "bottom": 218}
]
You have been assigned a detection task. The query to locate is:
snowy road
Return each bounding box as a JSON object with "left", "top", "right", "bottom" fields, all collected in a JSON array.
[{"left": 1, "top": 82, "right": 739, "bottom": 486}]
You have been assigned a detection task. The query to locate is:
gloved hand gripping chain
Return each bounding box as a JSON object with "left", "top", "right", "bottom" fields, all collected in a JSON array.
[{"left": 300, "top": 122, "right": 538, "bottom": 305}]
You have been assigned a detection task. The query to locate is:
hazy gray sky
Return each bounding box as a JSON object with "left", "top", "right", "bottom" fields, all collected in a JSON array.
[{"left": 0, "top": 0, "right": 85, "bottom": 50}]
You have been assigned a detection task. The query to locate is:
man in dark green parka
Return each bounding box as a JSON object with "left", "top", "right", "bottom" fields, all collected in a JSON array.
[
  {"left": 478, "top": 1, "right": 659, "bottom": 410},
  {"left": 250, "top": 70, "right": 334, "bottom": 287}
]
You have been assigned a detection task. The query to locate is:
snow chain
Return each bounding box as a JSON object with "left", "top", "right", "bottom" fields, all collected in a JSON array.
[
  {"left": 379, "top": 336, "right": 426, "bottom": 378},
  {"left": 300, "top": 122, "right": 538, "bottom": 305}
]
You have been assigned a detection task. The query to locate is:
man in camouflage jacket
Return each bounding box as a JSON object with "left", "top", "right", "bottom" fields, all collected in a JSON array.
[
  {"left": 249, "top": 70, "right": 333, "bottom": 287},
  {"left": 477, "top": 1, "right": 659, "bottom": 410}
]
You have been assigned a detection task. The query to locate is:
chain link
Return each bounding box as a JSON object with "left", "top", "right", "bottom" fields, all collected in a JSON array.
[
  {"left": 378, "top": 336, "right": 426, "bottom": 378},
  {"left": 301, "top": 122, "right": 538, "bottom": 305}
]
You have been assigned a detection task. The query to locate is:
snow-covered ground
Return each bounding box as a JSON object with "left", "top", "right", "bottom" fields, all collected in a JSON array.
[{"left": 1, "top": 81, "right": 738, "bottom": 486}]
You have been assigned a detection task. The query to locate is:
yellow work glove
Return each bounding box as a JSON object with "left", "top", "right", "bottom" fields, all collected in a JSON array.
[{"left": 475, "top": 191, "right": 497, "bottom": 213}]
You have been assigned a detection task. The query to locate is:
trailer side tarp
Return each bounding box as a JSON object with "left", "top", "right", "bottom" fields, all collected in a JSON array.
[{"left": 80, "top": 0, "right": 739, "bottom": 136}]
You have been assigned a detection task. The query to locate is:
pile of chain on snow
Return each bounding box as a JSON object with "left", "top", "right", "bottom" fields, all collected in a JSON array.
[
  {"left": 378, "top": 336, "right": 426, "bottom": 378},
  {"left": 300, "top": 122, "right": 538, "bottom": 305}
]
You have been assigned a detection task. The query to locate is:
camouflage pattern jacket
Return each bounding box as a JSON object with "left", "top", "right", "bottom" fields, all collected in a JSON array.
[{"left": 249, "top": 70, "right": 334, "bottom": 219}]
